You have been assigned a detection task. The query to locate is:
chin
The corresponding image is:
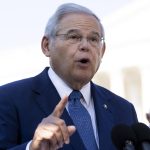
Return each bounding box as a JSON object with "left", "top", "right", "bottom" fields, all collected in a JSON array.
[{"left": 75, "top": 75, "right": 92, "bottom": 84}]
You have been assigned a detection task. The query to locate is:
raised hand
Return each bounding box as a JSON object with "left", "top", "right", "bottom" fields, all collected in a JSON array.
[{"left": 30, "top": 96, "right": 76, "bottom": 150}]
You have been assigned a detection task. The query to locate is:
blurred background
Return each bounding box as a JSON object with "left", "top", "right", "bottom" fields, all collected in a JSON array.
[{"left": 0, "top": 0, "right": 150, "bottom": 124}]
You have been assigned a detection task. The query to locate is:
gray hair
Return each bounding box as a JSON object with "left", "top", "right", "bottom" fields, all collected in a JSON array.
[{"left": 44, "top": 3, "right": 105, "bottom": 39}]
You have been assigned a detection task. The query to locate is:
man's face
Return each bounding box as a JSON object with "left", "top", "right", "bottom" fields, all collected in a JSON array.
[{"left": 46, "top": 13, "right": 105, "bottom": 89}]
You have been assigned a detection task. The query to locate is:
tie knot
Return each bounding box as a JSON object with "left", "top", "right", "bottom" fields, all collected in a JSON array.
[{"left": 69, "top": 90, "right": 82, "bottom": 101}]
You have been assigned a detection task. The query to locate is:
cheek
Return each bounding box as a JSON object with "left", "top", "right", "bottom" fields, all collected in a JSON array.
[
  {"left": 96, "top": 47, "right": 104, "bottom": 63},
  {"left": 51, "top": 45, "right": 74, "bottom": 68},
  {"left": 93, "top": 49, "right": 101, "bottom": 61},
  {"left": 92, "top": 51, "right": 102, "bottom": 70}
]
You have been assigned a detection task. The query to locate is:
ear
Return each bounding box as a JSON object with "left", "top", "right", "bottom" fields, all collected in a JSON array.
[
  {"left": 101, "top": 41, "right": 106, "bottom": 58},
  {"left": 41, "top": 36, "right": 51, "bottom": 57}
]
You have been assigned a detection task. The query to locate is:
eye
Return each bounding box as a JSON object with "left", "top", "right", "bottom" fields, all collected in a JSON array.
[
  {"left": 89, "top": 36, "right": 99, "bottom": 42},
  {"left": 67, "top": 33, "right": 81, "bottom": 41}
]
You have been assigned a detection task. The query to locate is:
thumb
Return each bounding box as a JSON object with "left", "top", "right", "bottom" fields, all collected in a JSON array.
[{"left": 67, "top": 125, "right": 76, "bottom": 136}]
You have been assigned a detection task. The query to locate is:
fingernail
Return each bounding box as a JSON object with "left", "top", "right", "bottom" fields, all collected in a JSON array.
[{"left": 65, "top": 139, "right": 70, "bottom": 144}]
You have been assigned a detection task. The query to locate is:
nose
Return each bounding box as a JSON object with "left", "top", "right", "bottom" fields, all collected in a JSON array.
[{"left": 78, "top": 38, "right": 90, "bottom": 51}]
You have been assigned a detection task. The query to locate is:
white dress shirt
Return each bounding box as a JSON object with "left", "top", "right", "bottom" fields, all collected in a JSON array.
[
  {"left": 26, "top": 67, "right": 99, "bottom": 149},
  {"left": 48, "top": 68, "right": 99, "bottom": 146}
]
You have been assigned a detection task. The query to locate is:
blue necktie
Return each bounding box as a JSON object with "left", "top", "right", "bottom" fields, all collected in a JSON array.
[{"left": 68, "top": 90, "right": 98, "bottom": 150}]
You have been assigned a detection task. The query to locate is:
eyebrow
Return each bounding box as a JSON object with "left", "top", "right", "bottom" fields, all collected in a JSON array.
[
  {"left": 90, "top": 31, "right": 101, "bottom": 38},
  {"left": 66, "top": 29, "right": 81, "bottom": 34},
  {"left": 57, "top": 29, "right": 101, "bottom": 37}
]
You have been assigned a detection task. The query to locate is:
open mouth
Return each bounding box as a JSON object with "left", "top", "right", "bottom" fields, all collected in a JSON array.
[{"left": 79, "top": 58, "right": 89, "bottom": 64}]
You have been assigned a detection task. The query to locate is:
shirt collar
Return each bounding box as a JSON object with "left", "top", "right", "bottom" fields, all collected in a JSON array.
[{"left": 48, "top": 67, "right": 91, "bottom": 106}]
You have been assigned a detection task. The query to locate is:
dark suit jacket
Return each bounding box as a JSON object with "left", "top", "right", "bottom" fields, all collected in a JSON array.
[{"left": 0, "top": 67, "right": 138, "bottom": 150}]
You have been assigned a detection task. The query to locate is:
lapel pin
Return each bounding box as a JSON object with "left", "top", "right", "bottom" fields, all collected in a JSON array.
[{"left": 103, "top": 104, "right": 108, "bottom": 109}]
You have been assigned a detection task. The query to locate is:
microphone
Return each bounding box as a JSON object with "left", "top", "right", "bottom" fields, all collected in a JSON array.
[
  {"left": 132, "top": 122, "right": 150, "bottom": 150},
  {"left": 111, "top": 124, "right": 137, "bottom": 150}
]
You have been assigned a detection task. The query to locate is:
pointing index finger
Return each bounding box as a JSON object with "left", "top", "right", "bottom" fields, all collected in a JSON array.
[{"left": 52, "top": 96, "right": 68, "bottom": 117}]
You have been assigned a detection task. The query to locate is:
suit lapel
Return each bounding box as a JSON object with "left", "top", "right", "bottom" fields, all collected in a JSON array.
[
  {"left": 31, "top": 67, "right": 61, "bottom": 116},
  {"left": 91, "top": 83, "right": 116, "bottom": 150},
  {"left": 31, "top": 68, "right": 86, "bottom": 150}
]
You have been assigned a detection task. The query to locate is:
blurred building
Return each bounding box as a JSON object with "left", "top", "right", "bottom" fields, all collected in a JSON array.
[{"left": 93, "top": 0, "right": 150, "bottom": 124}]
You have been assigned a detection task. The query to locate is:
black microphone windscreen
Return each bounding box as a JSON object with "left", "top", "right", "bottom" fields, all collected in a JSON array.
[
  {"left": 111, "top": 124, "right": 137, "bottom": 150},
  {"left": 132, "top": 122, "right": 150, "bottom": 142}
]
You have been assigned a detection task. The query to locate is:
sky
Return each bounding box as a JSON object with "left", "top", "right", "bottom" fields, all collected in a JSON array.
[{"left": 0, "top": 0, "right": 131, "bottom": 50}]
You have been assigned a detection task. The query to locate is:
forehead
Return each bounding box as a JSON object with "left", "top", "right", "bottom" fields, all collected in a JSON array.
[{"left": 57, "top": 13, "right": 101, "bottom": 34}]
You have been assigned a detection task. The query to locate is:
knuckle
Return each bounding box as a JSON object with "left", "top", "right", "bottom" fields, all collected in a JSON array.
[
  {"left": 58, "top": 119, "right": 65, "bottom": 126},
  {"left": 49, "top": 131, "right": 55, "bottom": 139},
  {"left": 54, "top": 126, "right": 60, "bottom": 133}
]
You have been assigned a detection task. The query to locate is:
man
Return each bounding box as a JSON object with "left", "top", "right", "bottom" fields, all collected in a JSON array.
[{"left": 0, "top": 3, "right": 138, "bottom": 150}]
